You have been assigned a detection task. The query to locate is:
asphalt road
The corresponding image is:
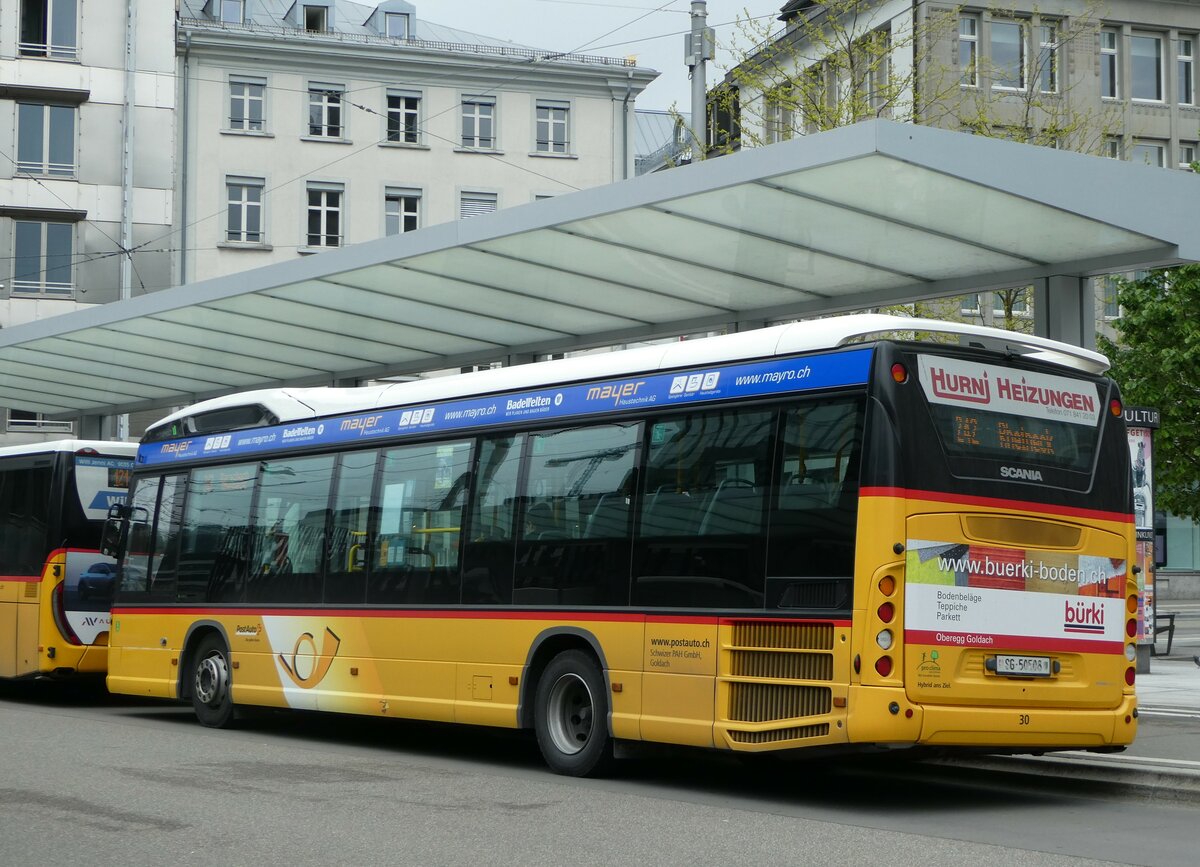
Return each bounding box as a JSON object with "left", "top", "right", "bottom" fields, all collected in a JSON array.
[{"left": 2, "top": 680, "right": 1197, "bottom": 867}]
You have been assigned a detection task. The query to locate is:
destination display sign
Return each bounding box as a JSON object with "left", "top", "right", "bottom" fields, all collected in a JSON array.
[
  {"left": 917, "top": 354, "right": 1103, "bottom": 472},
  {"left": 139, "top": 348, "right": 873, "bottom": 466}
]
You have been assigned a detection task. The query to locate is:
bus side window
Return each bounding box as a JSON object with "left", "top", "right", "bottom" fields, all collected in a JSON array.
[
  {"left": 513, "top": 422, "right": 639, "bottom": 606},
  {"left": 368, "top": 440, "right": 471, "bottom": 605},
  {"left": 767, "top": 398, "right": 865, "bottom": 606},
  {"left": 462, "top": 435, "right": 524, "bottom": 605},
  {"left": 633, "top": 408, "right": 772, "bottom": 609},
  {"left": 325, "top": 449, "right": 378, "bottom": 604},
  {"left": 245, "top": 455, "right": 335, "bottom": 605}
]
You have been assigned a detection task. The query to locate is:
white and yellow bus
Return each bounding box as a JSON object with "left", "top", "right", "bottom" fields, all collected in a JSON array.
[
  {"left": 104, "top": 315, "right": 1138, "bottom": 775},
  {"left": 1, "top": 440, "right": 136, "bottom": 679}
]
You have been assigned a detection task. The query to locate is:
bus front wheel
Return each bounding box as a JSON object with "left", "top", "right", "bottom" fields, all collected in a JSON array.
[
  {"left": 534, "top": 650, "right": 613, "bottom": 777},
  {"left": 191, "top": 634, "right": 235, "bottom": 728}
]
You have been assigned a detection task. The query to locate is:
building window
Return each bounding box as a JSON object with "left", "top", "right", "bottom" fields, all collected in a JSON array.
[
  {"left": 991, "top": 19, "right": 1027, "bottom": 90},
  {"left": 229, "top": 77, "right": 265, "bottom": 131},
  {"left": 1105, "top": 137, "right": 1123, "bottom": 159},
  {"left": 868, "top": 29, "right": 891, "bottom": 112},
  {"left": 959, "top": 16, "right": 979, "bottom": 86},
  {"left": 308, "top": 84, "right": 344, "bottom": 138},
  {"left": 764, "top": 92, "right": 794, "bottom": 144},
  {"left": 218, "top": 0, "right": 243, "bottom": 23},
  {"left": 13, "top": 220, "right": 73, "bottom": 296},
  {"left": 17, "top": 103, "right": 74, "bottom": 176},
  {"left": 459, "top": 191, "right": 498, "bottom": 219},
  {"left": 1179, "top": 37, "right": 1194, "bottom": 106},
  {"left": 386, "top": 91, "right": 420, "bottom": 144},
  {"left": 1131, "top": 140, "right": 1165, "bottom": 167},
  {"left": 1101, "top": 28, "right": 1119, "bottom": 98},
  {"left": 993, "top": 288, "right": 1029, "bottom": 316},
  {"left": 385, "top": 12, "right": 410, "bottom": 38},
  {"left": 304, "top": 5, "right": 327, "bottom": 32},
  {"left": 535, "top": 100, "right": 570, "bottom": 154},
  {"left": 1131, "top": 33, "right": 1163, "bottom": 101},
  {"left": 461, "top": 98, "right": 495, "bottom": 148},
  {"left": 1181, "top": 142, "right": 1197, "bottom": 169},
  {"left": 7, "top": 409, "right": 72, "bottom": 433},
  {"left": 1037, "top": 24, "right": 1058, "bottom": 93},
  {"left": 226, "top": 176, "right": 264, "bottom": 243},
  {"left": 385, "top": 188, "right": 420, "bottom": 235},
  {"left": 19, "top": 0, "right": 77, "bottom": 59},
  {"left": 306, "top": 183, "right": 343, "bottom": 247},
  {"left": 960, "top": 294, "right": 981, "bottom": 315},
  {"left": 1100, "top": 276, "right": 1120, "bottom": 319}
]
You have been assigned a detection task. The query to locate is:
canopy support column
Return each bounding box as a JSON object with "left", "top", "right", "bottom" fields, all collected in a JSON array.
[
  {"left": 78, "top": 414, "right": 117, "bottom": 440},
  {"left": 1033, "top": 275, "right": 1095, "bottom": 350}
]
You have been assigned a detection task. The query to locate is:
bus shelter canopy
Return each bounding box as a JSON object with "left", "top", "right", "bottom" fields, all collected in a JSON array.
[{"left": 2, "top": 120, "right": 1197, "bottom": 419}]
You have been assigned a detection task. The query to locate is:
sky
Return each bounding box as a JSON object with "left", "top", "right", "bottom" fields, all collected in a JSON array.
[{"left": 435, "top": 1, "right": 789, "bottom": 111}]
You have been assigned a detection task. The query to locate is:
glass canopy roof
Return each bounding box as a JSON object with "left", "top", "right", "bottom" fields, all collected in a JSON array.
[{"left": 1, "top": 120, "right": 1195, "bottom": 418}]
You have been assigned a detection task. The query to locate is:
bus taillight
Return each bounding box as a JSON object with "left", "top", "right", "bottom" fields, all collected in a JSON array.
[
  {"left": 891, "top": 363, "right": 908, "bottom": 384},
  {"left": 875, "top": 656, "right": 893, "bottom": 677},
  {"left": 1110, "top": 399, "right": 1122, "bottom": 417},
  {"left": 878, "top": 602, "right": 895, "bottom": 623},
  {"left": 1125, "top": 667, "right": 1136, "bottom": 686},
  {"left": 51, "top": 581, "right": 83, "bottom": 646}
]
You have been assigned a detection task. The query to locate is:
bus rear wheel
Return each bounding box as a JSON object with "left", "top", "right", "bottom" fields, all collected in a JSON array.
[
  {"left": 534, "top": 650, "right": 613, "bottom": 777},
  {"left": 191, "top": 634, "right": 235, "bottom": 728}
]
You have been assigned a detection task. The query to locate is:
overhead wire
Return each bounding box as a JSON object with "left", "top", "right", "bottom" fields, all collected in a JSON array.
[{"left": 4, "top": 4, "right": 774, "bottom": 296}]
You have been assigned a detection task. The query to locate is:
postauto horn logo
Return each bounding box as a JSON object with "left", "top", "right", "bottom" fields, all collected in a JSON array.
[{"left": 278, "top": 627, "right": 341, "bottom": 688}]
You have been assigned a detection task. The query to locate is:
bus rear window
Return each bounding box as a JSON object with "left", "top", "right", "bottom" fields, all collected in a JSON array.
[{"left": 916, "top": 354, "right": 1103, "bottom": 474}]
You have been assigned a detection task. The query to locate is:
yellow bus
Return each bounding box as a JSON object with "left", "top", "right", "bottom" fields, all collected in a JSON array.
[
  {"left": 103, "top": 315, "right": 1138, "bottom": 775},
  {"left": 1, "top": 440, "right": 136, "bottom": 680}
]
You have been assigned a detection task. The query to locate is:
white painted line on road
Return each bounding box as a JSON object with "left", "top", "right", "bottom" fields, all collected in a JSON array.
[
  {"left": 1051, "top": 750, "right": 1200, "bottom": 770},
  {"left": 1137, "top": 707, "right": 1200, "bottom": 720}
]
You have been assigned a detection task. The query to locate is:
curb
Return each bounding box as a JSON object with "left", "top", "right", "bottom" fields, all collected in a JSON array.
[{"left": 935, "top": 753, "right": 1200, "bottom": 803}]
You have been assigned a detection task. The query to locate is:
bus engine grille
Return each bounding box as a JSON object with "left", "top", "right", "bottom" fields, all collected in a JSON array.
[
  {"left": 728, "top": 723, "right": 830, "bottom": 744},
  {"left": 731, "top": 649, "right": 833, "bottom": 680},
  {"left": 731, "top": 621, "right": 834, "bottom": 650},
  {"left": 727, "top": 682, "right": 832, "bottom": 723}
]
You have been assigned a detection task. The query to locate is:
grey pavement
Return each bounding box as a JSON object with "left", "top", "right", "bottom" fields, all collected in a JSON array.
[{"left": 1139, "top": 657, "right": 1200, "bottom": 714}]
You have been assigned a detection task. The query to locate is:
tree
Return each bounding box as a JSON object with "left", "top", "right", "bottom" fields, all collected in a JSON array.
[
  {"left": 701, "top": 0, "right": 961, "bottom": 153},
  {"left": 1099, "top": 266, "right": 1200, "bottom": 522}
]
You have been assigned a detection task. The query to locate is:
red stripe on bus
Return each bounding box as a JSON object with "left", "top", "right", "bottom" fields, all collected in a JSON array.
[
  {"left": 905, "top": 628, "right": 1124, "bottom": 655},
  {"left": 0, "top": 575, "right": 41, "bottom": 583},
  {"left": 111, "top": 607, "right": 845, "bottom": 625},
  {"left": 860, "top": 487, "right": 1134, "bottom": 524}
]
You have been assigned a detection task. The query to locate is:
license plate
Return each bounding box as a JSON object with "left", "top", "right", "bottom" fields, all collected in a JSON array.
[{"left": 993, "top": 654, "right": 1052, "bottom": 677}]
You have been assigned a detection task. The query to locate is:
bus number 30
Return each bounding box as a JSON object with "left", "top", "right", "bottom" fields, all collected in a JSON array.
[{"left": 1019, "top": 714, "right": 1031, "bottom": 726}]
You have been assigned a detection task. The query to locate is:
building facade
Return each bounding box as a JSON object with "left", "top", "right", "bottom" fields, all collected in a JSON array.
[
  {"left": 0, "top": 0, "right": 177, "bottom": 441},
  {"left": 176, "top": 0, "right": 656, "bottom": 284}
]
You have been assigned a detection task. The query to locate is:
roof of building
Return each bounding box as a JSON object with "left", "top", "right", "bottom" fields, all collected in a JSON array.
[{"left": 179, "top": 0, "right": 641, "bottom": 68}]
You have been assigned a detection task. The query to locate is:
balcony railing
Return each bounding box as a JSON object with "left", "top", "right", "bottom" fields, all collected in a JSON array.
[{"left": 179, "top": 18, "right": 634, "bottom": 68}]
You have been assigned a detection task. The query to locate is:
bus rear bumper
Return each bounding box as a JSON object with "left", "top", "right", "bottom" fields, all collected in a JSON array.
[
  {"left": 916, "top": 694, "right": 1138, "bottom": 749},
  {"left": 846, "top": 685, "right": 1138, "bottom": 750}
]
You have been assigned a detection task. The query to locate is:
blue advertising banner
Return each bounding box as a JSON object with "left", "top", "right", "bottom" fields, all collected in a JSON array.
[{"left": 139, "top": 347, "right": 873, "bottom": 467}]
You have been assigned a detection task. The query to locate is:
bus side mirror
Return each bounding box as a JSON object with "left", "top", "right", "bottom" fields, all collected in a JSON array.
[
  {"left": 101, "top": 504, "right": 146, "bottom": 559},
  {"left": 100, "top": 515, "right": 127, "bottom": 559}
]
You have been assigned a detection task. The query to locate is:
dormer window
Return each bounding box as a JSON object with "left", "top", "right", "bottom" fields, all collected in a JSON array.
[
  {"left": 365, "top": 2, "right": 417, "bottom": 39},
  {"left": 385, "top": 12, "right": 410, "bottom": 38},
  {"left": 219, "top": 0, "right": 244, "bottom": 23},
  {"left": 304, "top": 5, "right": 328, "bottom": 32}
]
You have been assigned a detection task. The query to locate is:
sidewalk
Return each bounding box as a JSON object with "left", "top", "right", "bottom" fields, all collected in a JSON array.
[{"left": 1138, "top": 657, "right": 1200, "bottom": 714}]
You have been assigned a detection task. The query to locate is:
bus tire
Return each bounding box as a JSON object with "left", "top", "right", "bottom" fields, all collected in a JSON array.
[
  {"left": 534, "top": 650, "right": 613, "bottom": 777},
  {"left": 191, "top": 634, "right": 235, "bottom": 728}
]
